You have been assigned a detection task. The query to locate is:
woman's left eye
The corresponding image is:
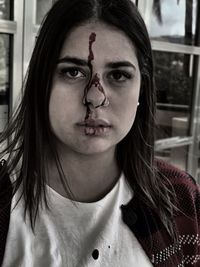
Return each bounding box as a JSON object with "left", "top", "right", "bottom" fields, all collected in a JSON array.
[{"left": 108, "top": 70, "right": 132, "bottom": 82}]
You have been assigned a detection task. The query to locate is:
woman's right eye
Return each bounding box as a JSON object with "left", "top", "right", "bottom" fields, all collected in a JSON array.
[{"left": 58, "top": 67, "right": 86, "bottom": 80}]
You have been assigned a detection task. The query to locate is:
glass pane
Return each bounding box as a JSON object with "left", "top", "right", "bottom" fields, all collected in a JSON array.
[
  {"left": 155, "top": 145, "right": 189, "bottom": 171},
  {"left": 0, "top": 34, "right": 10, "bottom": 132},
  {"left": 144, "top": 0, "right": 197, "bottom": 45},
  {"left": 155, "top": 51, "right": 193, "bottom": 139},
  {"left": 36, "top": 0, "right": 53, "bottom": 25},
  {"left": 154, "top": 51, "right": 194, "bottom": 170},
  {"left": 0, "top": 0, "right": 11, "bottom": 20}
]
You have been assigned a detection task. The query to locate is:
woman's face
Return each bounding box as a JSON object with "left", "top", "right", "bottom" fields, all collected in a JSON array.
[{"left": 49, "top": 22, "right": 141, "bottom": 156}]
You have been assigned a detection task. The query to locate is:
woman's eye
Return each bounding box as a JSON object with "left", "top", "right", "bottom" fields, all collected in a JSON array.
[
  {"left": 108, "top": 71, "right": 132, "bottom": 82},
  {"left": 58, "top": 68, "right": 86, "bottom": 79}
]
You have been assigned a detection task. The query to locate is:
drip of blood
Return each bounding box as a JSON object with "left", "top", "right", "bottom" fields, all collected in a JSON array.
[
  {"left": 83, "top": 32, "right": 96, "bottom": 121},
  {"left": 88, "top": 32, "right": 96, "bottom": 63},
  {"left": 83, "top": 32, "right": 109, "bottom": 136},
  {"left": 83, "top": 32, "right": 109, "bottom": 120},
  {"left": 90, "top": 73, "right": 108, "bottom": 108}
]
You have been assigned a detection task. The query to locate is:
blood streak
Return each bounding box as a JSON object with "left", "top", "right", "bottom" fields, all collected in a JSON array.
[
  {"left": 83, "top": 32, "right": 109, "bottom": 124},
  {"left": 83, "top": 32, "right": 96, "bottom": 121},
  {"left": 90, "top": 73, "right": 108, "bottom": 108},
  {"left": 88, "top": 32, "right": 96, "bottom": 63}
]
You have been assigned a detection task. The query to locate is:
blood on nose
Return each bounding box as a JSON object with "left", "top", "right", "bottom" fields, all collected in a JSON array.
[
  {"left": 86, "top": 73, "right": 108, "bottom": 108},
  {"left": 83, "top": 32, "right": 109, "bottom": 120}
]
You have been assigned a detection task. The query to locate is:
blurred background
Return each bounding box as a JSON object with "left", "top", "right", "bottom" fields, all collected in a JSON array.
[{"left": 0, "top": 0, "right": 200, "bottom": 182}]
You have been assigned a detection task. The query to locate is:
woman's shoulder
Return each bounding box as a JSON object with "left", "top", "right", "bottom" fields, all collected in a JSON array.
[
  {"left": 155, "top": 158, "right": 198, "bottom": 187},
  {"left": 155, "top": 159, "right": 200, "bottom": 216}
]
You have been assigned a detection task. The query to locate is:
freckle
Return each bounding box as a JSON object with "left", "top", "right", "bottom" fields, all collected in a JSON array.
[
  {"left": 108, "top": 245, "right": 110, "bottom": 249},
  {"left": 92, "top": 249, "right": 99, "bottom": 260}
]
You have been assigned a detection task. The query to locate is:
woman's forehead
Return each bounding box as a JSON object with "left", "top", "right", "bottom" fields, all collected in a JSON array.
[{"left": 59, "top": 22, "right": 138, "bottom": 63}]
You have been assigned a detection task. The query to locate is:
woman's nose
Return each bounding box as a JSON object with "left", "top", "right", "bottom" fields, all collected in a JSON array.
[
  {"left": 83, "top": 74, "right": 109, "bottom": 108},
  {"left": 86, "top": 85, "right": 106, "bottom": 108}
]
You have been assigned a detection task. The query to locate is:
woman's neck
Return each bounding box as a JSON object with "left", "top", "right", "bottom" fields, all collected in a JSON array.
[{"left": 47, "top": 148, "right": 120, "bottom": 202}]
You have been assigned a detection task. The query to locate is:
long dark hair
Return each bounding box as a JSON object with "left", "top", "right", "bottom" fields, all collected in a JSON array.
[{"left": 0, "top": 0, "right": 176, "bottom": 235}]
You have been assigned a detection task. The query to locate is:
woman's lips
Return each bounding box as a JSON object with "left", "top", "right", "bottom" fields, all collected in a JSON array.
[
  {"left": 77, "top": 119, "right": 111, "bottom": 136},
  {"left": 78, "top": 119, "right": 111, "bottom": 127},
  {"left": 84, "top": 125, "right": 110, "bottom": 136}
]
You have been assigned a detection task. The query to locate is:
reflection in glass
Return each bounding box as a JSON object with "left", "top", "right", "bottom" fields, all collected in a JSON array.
[
  {"left": 154, "top": 51, "right": 193, "bottom": 169},
  {"left": 155, "top": 145, "right": 189, "bottom": 171},
  {"left": 0, "top": 0, "right": 10, "bottom": 20},
  {"left": 143, "top": 0, "right": 197, "bottom": 45},
  {"left": 154, "top": 51, "right": 194, "bottom": 169},
  {"left": 154, "top": 51, "right": 193, "bottom": 139},
  {"left": 155, "top": 52, "right": 192, "bottom": 106},
  {"left": 0, "top": 34, "right": 9, "bottom": 132},
  {"left": 36, "top": 0, "right": 53, "bottom": 25}
]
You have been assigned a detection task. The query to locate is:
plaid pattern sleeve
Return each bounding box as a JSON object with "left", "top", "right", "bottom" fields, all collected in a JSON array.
[{"left": 121, "top": 160, "right": 200, "bottom": 267}]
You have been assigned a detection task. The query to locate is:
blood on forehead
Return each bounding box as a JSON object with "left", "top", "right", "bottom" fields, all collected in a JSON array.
[
  {"left": 88, "top": 32, "right": 96, "bottom": 63},
  {"left": 83, "top": 32, "right": 109, "bottom": 121}
]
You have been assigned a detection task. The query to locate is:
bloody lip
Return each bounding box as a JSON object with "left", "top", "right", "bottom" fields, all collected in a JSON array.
[
  {"left": 77, "top": 119, "right": 111, "bottom": 136},
  {"left": 79, "top": 118, "right": 110, "bottom": 126},
  {"left": 84, "top": 125, "right": 111, "bottom": 136}
]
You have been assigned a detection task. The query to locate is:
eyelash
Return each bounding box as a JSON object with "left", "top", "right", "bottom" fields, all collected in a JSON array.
[
  {"left": 107, "top": 70, "right": 133, "bottom": 83},
  {"left": 57, "top": 67, "right": 133, "bottom": 84},
  {"left": 58, "top": 67, "right": 86, "bottom": 80}
]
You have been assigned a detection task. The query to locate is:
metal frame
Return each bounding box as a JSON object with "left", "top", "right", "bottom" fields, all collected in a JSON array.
[
  {"left": 0, "top": 0, "right": 24, "bottom": 111},
  {"left": 12, "top": 0, "right": 24, "bottom": 109},
  {"left": 24, "top": 0, "right": 55, "bottom": 76},
  {"left": 187, "top": 0, "right": 200, "bottom": 177},
  {"left": 187, "top": 56, "right": 200, "bottom": 177},
  {"left": 151, "top": 40, "right": 200, "bottom": 55},
  {"left": 23, "top": 0, "right": 37, "bottom": 77},
  {"left": 0, "top": 20, "right": 16, "bottom": 34},
  {"left": 155, "top": 136, "right": 194, "bottom": 151}
]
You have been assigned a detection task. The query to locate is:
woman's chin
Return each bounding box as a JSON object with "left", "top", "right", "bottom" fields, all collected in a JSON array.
[{"left": 76, "top": 142, "right": 116, "bottom": 156}]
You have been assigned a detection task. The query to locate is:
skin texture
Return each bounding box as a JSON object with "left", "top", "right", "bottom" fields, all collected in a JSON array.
[{"left": 48, "top": 22, "right": 141, "bottom": 201}]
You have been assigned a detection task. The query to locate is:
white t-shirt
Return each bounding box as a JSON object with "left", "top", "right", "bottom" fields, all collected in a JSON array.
[{"left": 3, "top": 174, "right": 153, "bottom": 267}]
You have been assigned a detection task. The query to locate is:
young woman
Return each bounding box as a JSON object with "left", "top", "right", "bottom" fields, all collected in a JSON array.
[{"left": 0, "top": 0, "right": 199, "bottom": 266}]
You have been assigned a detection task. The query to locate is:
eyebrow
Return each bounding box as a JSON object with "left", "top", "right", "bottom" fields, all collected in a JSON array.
[
  {"left": 106, "top": 61, "right": 136, "bottom": 70},
  {"left": 57, "top": 56, "right": 88, "bottom": 66},
  {"left": 57, "top": 56, "right": 136, "bottom": 70}
]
